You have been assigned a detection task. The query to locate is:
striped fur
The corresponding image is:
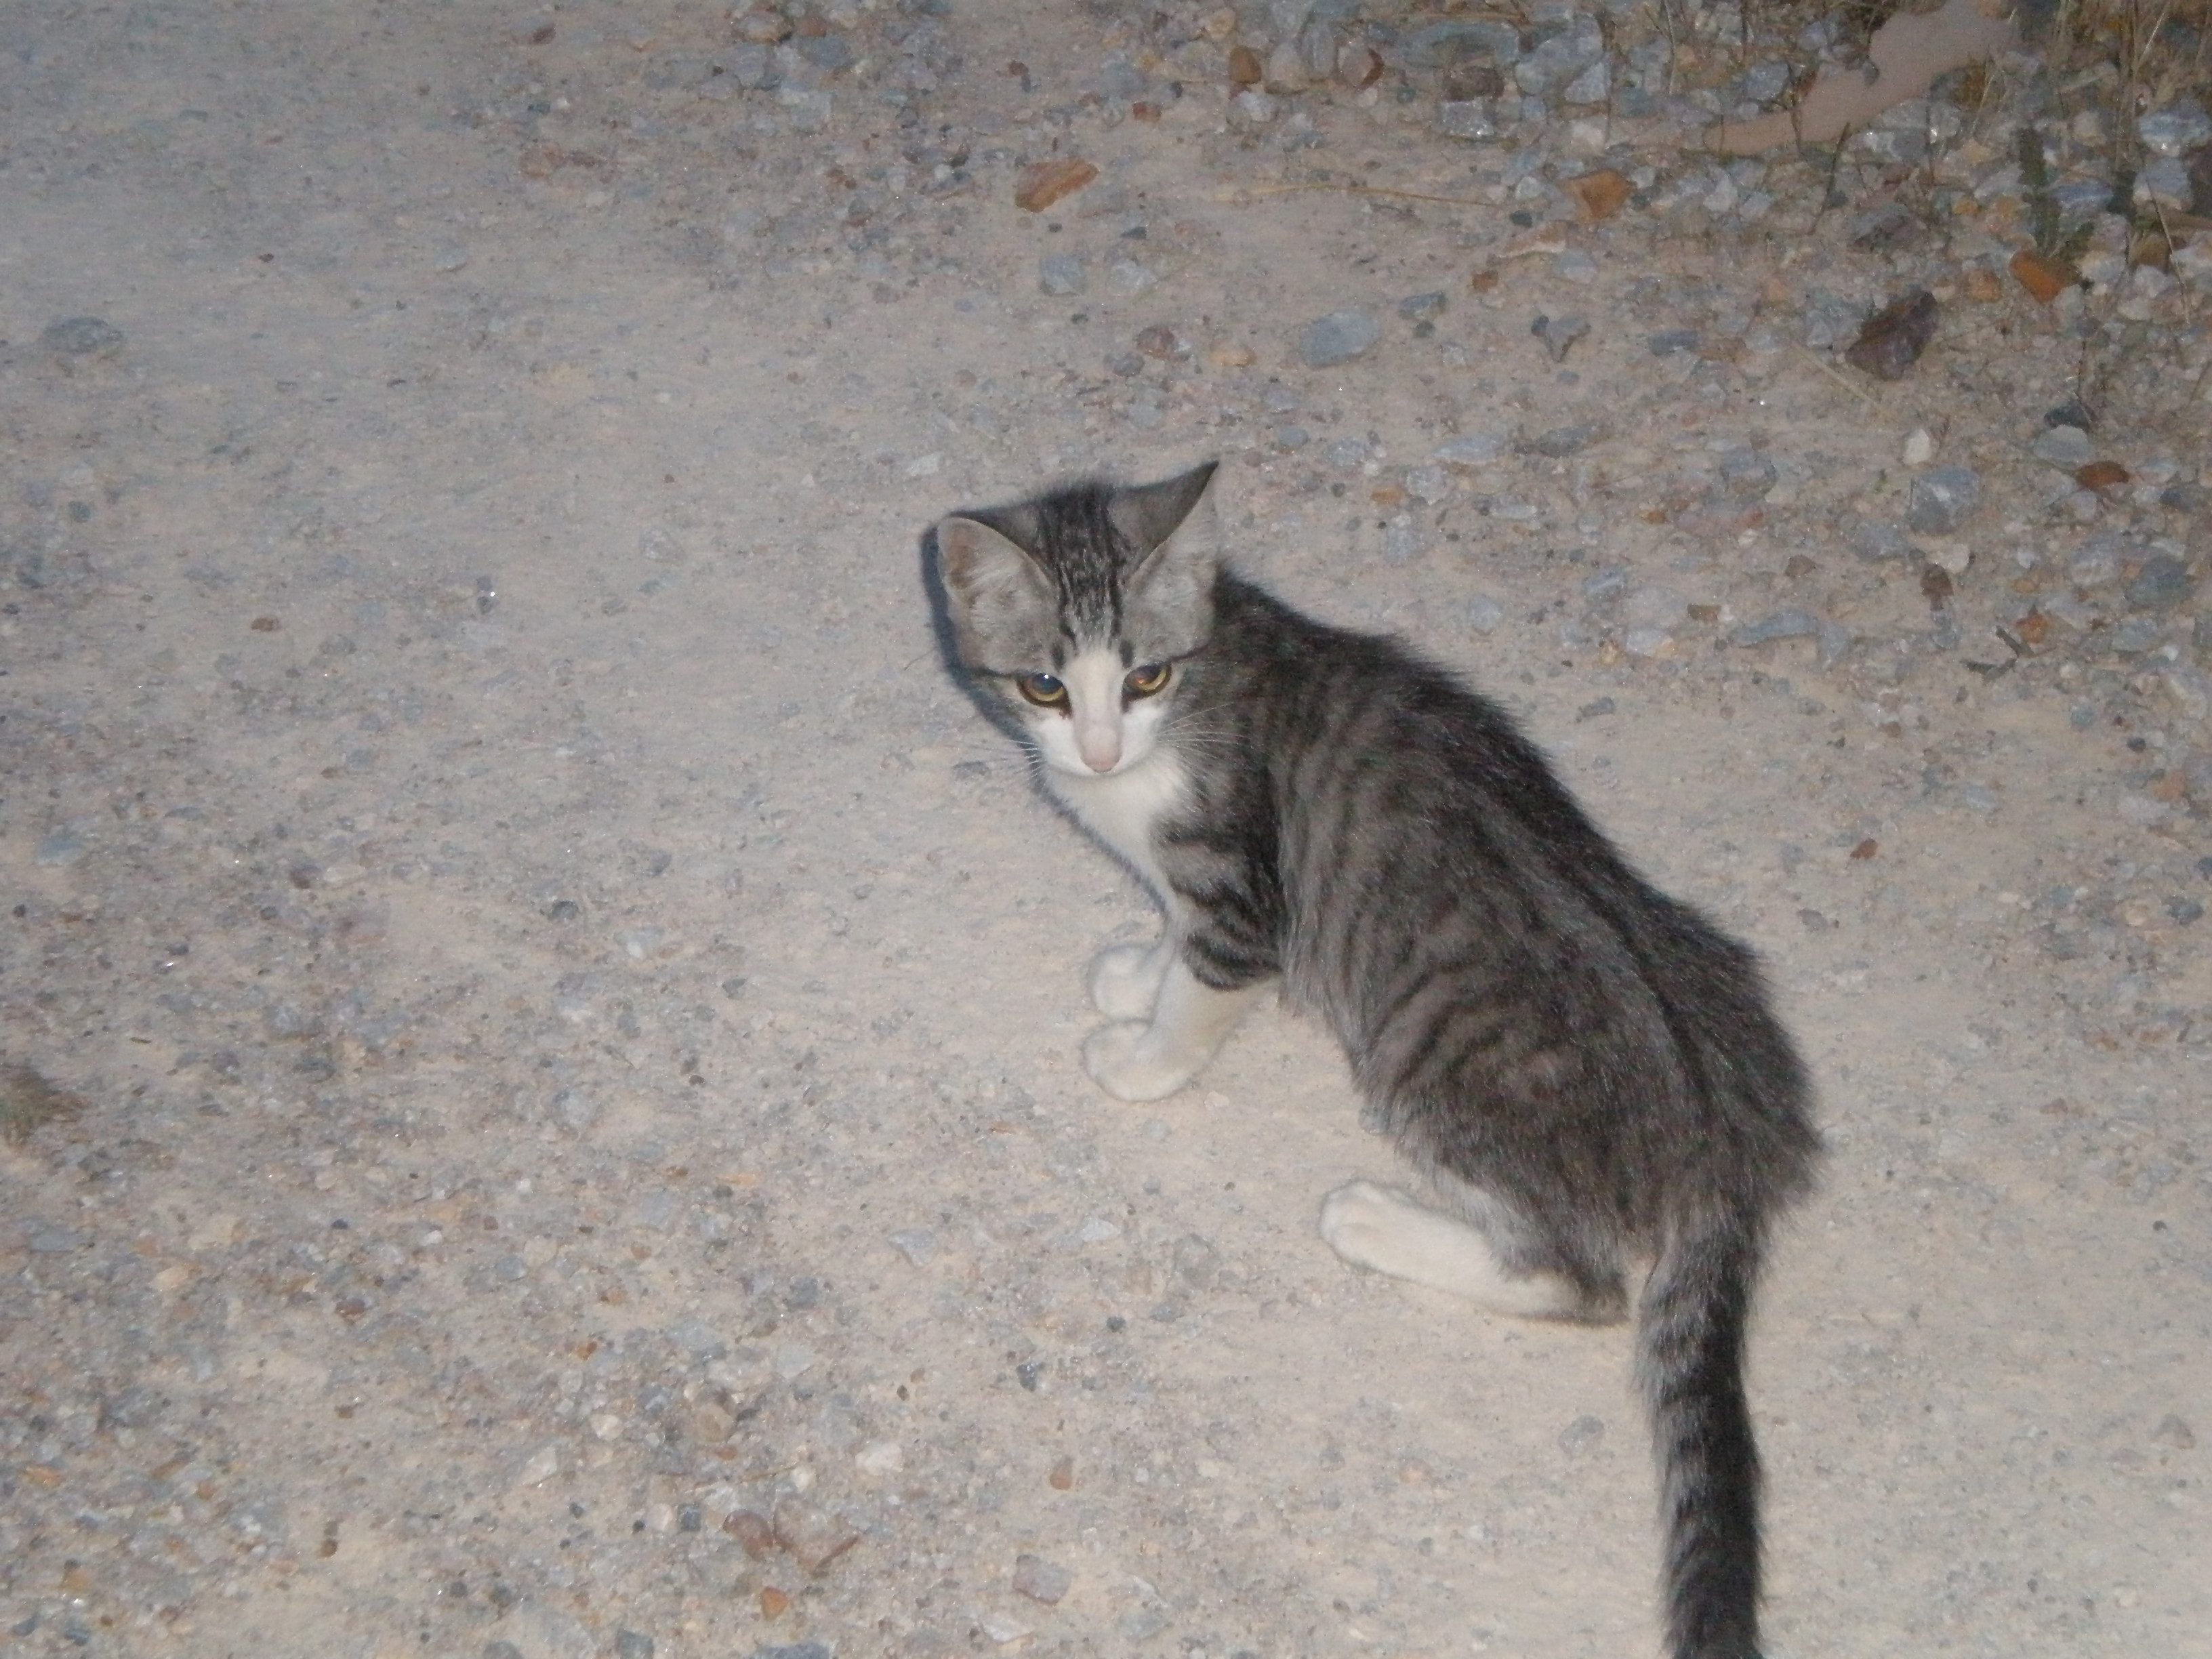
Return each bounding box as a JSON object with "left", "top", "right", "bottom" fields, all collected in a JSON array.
[{"left": 933, "top": 462, "right": 1821, "bottom": 1659}]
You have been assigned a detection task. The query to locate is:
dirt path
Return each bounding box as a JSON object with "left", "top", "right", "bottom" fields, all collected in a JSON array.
[{"left": 3, "top": 3, "right": 2207, "bottom": 1656}]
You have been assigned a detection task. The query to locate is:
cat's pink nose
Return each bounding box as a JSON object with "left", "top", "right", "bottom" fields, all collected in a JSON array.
[{"left": 1078, "top": 727, "right": 1122, "bottom": 772}]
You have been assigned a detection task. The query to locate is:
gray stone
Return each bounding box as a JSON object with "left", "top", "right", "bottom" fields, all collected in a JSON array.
[
  {"left": 1438, "top": 100, "right": 1499, "bottom": 140},
  {"left": 1012, "top": 1553, "right": 1072, "bottom": 1605},
  {"left": 41, "top": 316, "right": 123, "bottom": 357},
  {"left": 2124, "top": 552, "right": 2195, "bottom": 610},
  {"left": 1270, "top": 424, "right": 1309, "bottom": 451},
  {"left": 754, "top": 1646, "right": 832, "bottom": 1659},
  {"left": 1716, "top": 449, "right": 1778, "bottom": 498},
  {"left": 888, "top": 1227, "right": 935, "bottom": 1265},
  {"left": 1647, "top": 327, "right": 1700, "bottom": 356},
  {"left": 1397, "top": 291, "right": 1447, "bottom": 322},
  {"left": 2137, "top": 101, "right": 2212, "bottom": 157},
  {"left": 724, "top": 43, "right": 776, "bottom": 89},
  {"left": 1299, "top": 308, "right": 1380, "bottom": 368},
  {"left": 1401, "top": 20, "right": 1523, "bottom": 70},
  {"left": 2030, "top": 424, "right": 2093, "bottom": 468},
  {"left": 1732, "top": 609, "right": 1823, "bottom": 646},
  {"left": 34, "top": 831, "right": 85, "bottom": 866},
  {"left": 1465, "top": 594, "right": 1506, "bottom": 633},
  {"left": 1558, "top": 1414, "right": 1606, "bottom": 1454},
  {"left": 615, "top": 1632, "right": 655, "bottom": 1659},
  {"left": 1038, "top": 252, "right": 1085, "bottom": 296},
  {"left": 1513, "top": 18, "right": 1603, "bottom": 96},
  {"left": 1532, "top": 314, "right": 1589, "bottom": 363},
  {"left": 1526, "top": 421, "right": 1599, "bottom": 457},
  {"left": 1905, "top": 467, "right": 1982, "bottom": 534},
  {"left": 1433, "top": 432, "right": 1507, "bottom": 466}
]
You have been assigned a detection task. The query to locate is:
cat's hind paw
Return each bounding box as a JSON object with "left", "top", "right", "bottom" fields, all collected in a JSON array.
[
  {"left": 1088, "top": 941, "right": 1170, "bottom": 1021},
  {"left": 1082, "top": 1020, "right": 1202, "bottom": 1102},
  {"left": 1318, "top": 1181, "right": 1584, "bottom": 1319}
]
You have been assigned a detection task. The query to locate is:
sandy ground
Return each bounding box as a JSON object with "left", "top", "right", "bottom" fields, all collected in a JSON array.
[{"left": 3, "top": 2, "right": 2209, "bottom": 1656}]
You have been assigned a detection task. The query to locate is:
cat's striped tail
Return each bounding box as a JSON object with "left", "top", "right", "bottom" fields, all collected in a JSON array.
[{"left": 1638, "top": 1210, "right": 1769, "bottom": 1659}]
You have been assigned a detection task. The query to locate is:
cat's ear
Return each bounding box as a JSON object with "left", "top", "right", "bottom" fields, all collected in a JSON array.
[
  {"left": 1118, "top": 463, "right": 1218, "bottom": 657},
  {"left": 1110, "top": 460, "right": 1219, "bottom": 561},
  {"left": 935, "top": 513, "right": 1056, "bottom": 671}
]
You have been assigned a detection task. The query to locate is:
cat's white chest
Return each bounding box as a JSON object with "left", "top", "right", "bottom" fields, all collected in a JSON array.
[{"left": 1046, "top": 748, "right": 1187, "bottom": 907}]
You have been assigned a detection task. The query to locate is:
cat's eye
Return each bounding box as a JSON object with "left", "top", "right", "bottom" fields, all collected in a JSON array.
[
  {"left": 1016, "top": 672, "right": 1068, "bottom": 708},
  {"left": 1124, "top": 663, "right": 1172, "bottom": 698}
]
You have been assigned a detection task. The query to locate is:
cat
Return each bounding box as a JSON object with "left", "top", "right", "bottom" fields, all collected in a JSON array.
[{"left": 930, "top": 460, "right": 1821, "bottom": 1659}]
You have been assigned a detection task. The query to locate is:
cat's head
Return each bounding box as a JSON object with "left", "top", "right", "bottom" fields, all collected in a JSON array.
[{"left": 935, "top": 461, "right": 1218, "bottom": 778}]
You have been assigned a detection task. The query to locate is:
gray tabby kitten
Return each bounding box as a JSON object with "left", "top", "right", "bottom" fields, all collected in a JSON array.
[{"left": 931, "top": 461, "right": 1820, "bottom": 1659}]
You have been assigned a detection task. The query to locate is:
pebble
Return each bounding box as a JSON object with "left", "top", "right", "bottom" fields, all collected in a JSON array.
[
  {"left": 1526, "top": 422, "right": 1599, "bottom": 458},
  {"left": 1647, "top": 327, "right": 1700, "bottom": 356},
  {"left": 1558, "top": 1414, "right": 1606, "bottom": 1454},
  {"left": 34, "top": 831, "right": 86, "bottom": 867},
  {"left": 1438, "top": 101, "right": 1500, "bottom": 140},
  {"left": 2030, "top": 425, "right": 2093, "bottom": 468},
  {"left": 41, "top": 316, "right": 124, "bottom": 358},
  {"left": 754, "top": 1645, "right": 832, "bottom": 1659},
  {"left": 1433, "top": 432, "right": 1509, "bottom": 466},
  {"left": 888, "top": 1227, "right": 935, "bottom": 1265},
  {"left": 1902, "top": 428, "right": 1935, "bottom": 466},
  {"left": 1905, "top": 468, "right": 1982, "bottom": 535},
  {"left": 1397, "top": 291, "right": 1447, "bottom": 322},
  {"left": 1300, "top": 308, "right": 1380, "bottom": 368},
  {"left": 1012, "top": 1553, "right": 1072, "bottom": 1605},
  {"left": 854, "top": 1439, "right": 903, "bottom": 1474},
  {"left": 615, "top": 1629, "right": 655, "bottom": 1659},
  {"left": 1038, "top": 252, "right": 1085, "bottom": 295},
  {"left": 1465, "top": 595, "right": 1506, "bottom": 633},
  {"left": 1732, "top": 609, "right": 1822, "bottom": 647},
  {"left": 2124, "top": 552, "right": 2195, "bottom": 611},
  {"left": 1532, "top": 313, "right": 1589, "bottom": 362}
]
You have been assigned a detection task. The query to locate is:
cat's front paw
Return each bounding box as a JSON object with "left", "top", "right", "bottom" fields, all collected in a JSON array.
[
  {"left": 1088, "top": 941, "right": 1170, "bottom": 1020},
  {"left": 1318, "top": 1181, "right": 1423, "bottom": 1274},
  {"left": 1082, "top": 1020, "right": 1202, "bottom": 1103}
]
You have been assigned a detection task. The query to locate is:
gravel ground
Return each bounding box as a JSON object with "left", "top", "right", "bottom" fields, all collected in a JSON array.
[{"left": 3, "top": 3, "right": 2209, "bottom": 1657}]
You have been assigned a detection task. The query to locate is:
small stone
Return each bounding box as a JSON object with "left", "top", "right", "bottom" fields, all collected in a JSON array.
[
  {"left": 1263, "top": 40, "right": 1307, "bottom": 93},
  {"left": 1227, "top": 43, "right": 1262, "bottom": 86},
  {"left": 1397, "top": 291, "right": 1447, "bottom": 322},
  {"left": 2009, "top": 249, "right": 2073, "bottom": 303},
  {"left": 1038, "top": 252, "right": 1085, "bottom": 296},
  {"left": 1924, "top": 541, "right": 1972, "bottom": 576},
  {"left": 1465, "top": 595, "right": 1506, "bottom": 633},
  {"left": 1433, "top": 432, "right": 1508, "bottom": 466},
  {"left": 1015, "top": 158, "right": 1098, "bottom": 213},
  {"left": 1134, "top": 325, "right": 1186, "bottom": 359},
  {"left": 1905, "top": 467, "right": 1982, "bottom": 535},
  {"left": 855, "top": 1439, "right": 904, "bottom": 1475},
  {"left": 515, "top": 1444, "right": 562, "bottom": 1487},
  {"left": 1532, "top": 313, "right": 1589, "bottom": 363},
  {"left": 1437, "top": 100, "right": 1498, "bottom": 140},
  {"left": 34, "top": 831, "right": 85, "bottom": 867},
  {"left": 755, "top": 1644, "right": 829, "bottom": 1659},
  {"left": 733, "top": 6, "right": 791, "bottom": 43},
  {"left": 1903, "top": 428, "right": 1935, "bottom": 466},
  {"left": 1732, "top": 609, "right": 1823, "bottom": 646},
  {"left": 1120, "top": 1610, "right": 1169, "bottom": 1641},
  {"left": 615, "top": 1631, "right": 655, "bottom": 1659},
  {"left": 2124, "top": 552, "right": 2195, "bottom": 611},
  {"left": 41, "top": 316, "right": 124, "bottom": 358},
  {"left": 1300, "top": 308, "right": 1380, "bottom": 368},
  {"left": 1048, "top": 1454, "right": 1076, "bottom": 1490},
  {"left": 2030, "top": 425, "right": 2093, "bottom": 468},
  {"left": 1647, "top": 327, "right": 1700, "bottom": 356},
  {"left": 1012, "top": 1553, "right": 1073, "bottom": 1605},
  {"left": 1566, "top": 167, "right": 1632, "bottom": 220},
  {"left": 1558, "top": 1414, "right": 1605, "bottom": 1454},
  {"left": 888, "top": 1227, "right": 935, "bottom": 1265},
  {"left": 2137, "top": 102, "right": 2212, "bottom": 158},
  {"left": 722, "top": 1509, "right": 777, "bottom": 1559},
  {"left": 773, "top": 1502, "right": 861, "bottom": 1574},
  {"left": 1843, "top": 289, "right": 1938, "bottom": 380},
  {"left": 1526, "top": 422, "right": 1599, "bottom": 458}
]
